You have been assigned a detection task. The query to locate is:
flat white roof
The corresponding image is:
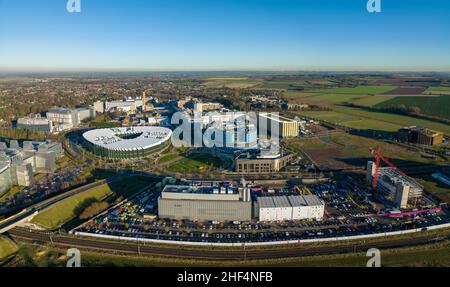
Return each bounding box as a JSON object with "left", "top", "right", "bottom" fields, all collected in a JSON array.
[
  {"left": 83, "top": 126, "right": 172, "bottom": 151},
  {"left": 258, "top": 195, "right": 324, "bottom": 209},
  {"left": 259, "top": 113, "right": 297, "bottom": 124},
  {"left": 258, "top": 197, "right": 275, "bottom": 208},
  {"left": 287, "top": 195, "right": 307, "bottom": 207},
  {"left": 272, "top": 196, "right": 291, "bottom": 208},
  {"left": 302, "top": 195, "right": 323, "bottom": 207}
]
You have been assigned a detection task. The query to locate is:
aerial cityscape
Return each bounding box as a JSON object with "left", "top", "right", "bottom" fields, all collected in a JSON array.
[{"left": 0, "top": 0, "right": 449, "bottom": 273}]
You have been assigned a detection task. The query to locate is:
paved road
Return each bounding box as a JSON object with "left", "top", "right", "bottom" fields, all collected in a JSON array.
[
  {"left": 8, "top": 228, "right": 450, "bottom": 261},
  {"left": 0, "top": 180, "right": 111, "bottom": 234}
]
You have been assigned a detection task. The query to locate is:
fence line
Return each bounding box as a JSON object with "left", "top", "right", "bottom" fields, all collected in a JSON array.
[{"left": 73, "top": 222, "right": 450, "bottom": 247}]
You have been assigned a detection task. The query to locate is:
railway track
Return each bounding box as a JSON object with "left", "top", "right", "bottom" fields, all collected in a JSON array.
[{"left": 8, "top": 228, "right": 450, "bottom": 261}]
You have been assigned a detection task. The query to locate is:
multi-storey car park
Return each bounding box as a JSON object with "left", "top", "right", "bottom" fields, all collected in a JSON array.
[{"left": 82, "top": 126, "right": 172, "bottom": 160}]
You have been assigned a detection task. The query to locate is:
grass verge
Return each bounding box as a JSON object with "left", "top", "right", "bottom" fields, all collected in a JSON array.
[
  {"left": 0, "top": 235, "right": 18, "bottom": 262},
  {"left": 31, "top": 177, "right": 151, "bottom": 230},
  {"left": 4, "top": 240, "right": 449, "bottom": 267}
]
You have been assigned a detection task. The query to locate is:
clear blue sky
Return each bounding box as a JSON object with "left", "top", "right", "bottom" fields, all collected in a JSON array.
[{"left": 0, "top": 0, "right": 449, "bottom": 72}]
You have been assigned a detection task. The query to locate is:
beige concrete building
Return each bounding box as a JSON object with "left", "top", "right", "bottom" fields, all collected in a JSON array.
[
  {"left": 259, "top": 113, "right": 299, "bottom": 138},
  {"left": 398, "top": 126, "right": 444, "bottom": 146},
  {"left": 235, "top": 152, "right": 295, "bottom": 173},
  {"left": 158, "top": 185, "right": 252, "bottom": 222}
]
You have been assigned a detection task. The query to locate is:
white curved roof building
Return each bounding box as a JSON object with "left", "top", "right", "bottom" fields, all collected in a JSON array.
[{"left": 83, "top": 127, "right": 172, "bottom": 159}]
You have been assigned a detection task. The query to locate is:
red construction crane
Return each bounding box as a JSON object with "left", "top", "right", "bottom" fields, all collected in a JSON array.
[{"left": 369, "top": 146, "right": 406, "bottom": 193}]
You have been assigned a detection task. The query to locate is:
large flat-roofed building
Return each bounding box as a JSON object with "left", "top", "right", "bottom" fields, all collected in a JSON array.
[
  {"left": 75, "top": 107, "right": 96, "bottom": 123},
  {"left": 367, "top": 161, "right": 423, "bottom": 208},
  {"left": 104, "top": 98, "right": 143, "bottom": 112},
  {"left": 83, "top": 126, "right": 172, "bottom": 160},
  {"left": 235, "top": 150, "right": 295, "bottom": 173},
  {"left": 289, "top": 195, "right": 325, "bottom": 220},
  {"left": 398, "top": 126, "right": 444, "bottom": 146},
  {"left": 46, "top": 107, "right": 78, "bottom": 132},
  {"left": 258, "top": 197, "right": 283, "bottom": 222},
  {"left": 17, "top": 117, "right": 53, "bottom": 133},
  {"left": 207, "top": 119, "right": 258, "bottom": 152},
  {"left": 158, "top": 185, "right": 252, "bottom": 222},
  {"left": 257, "top": 195, "right": 324, "bottom": 222},
  {"left": 17, "top": 107, "right": 95, "bottom": 134},
  {"left": 194, "top": 102, "right": 224, "bottom": 113},
  {"left": 272, "top": 196, "right": 292, "bottom": 221},
  {"left": 93, "top": 101, "right": 105, "bottom": 114},
  {"left": 259, "top": 113, "right": 299, "bottom": 138}
]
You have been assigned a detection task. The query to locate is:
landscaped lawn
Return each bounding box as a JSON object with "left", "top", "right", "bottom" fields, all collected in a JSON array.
[
  {"left": 31, "top": 177, "right": 150, "bottom": 230},
  {"left": 159, "top": 154, "right": 180, "bottom": 164},
  {"left": 167, "top": 154, "right": 228, "bottom": 173}
]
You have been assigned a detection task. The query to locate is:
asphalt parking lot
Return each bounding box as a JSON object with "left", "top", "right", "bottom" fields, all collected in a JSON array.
[{"left": 75, "top": 179, "right": 449, "bottom": 244}]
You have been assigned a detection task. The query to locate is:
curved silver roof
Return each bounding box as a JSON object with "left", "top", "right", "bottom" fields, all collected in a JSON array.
[{"left": 83, "top": 126, "right": 172, "bottom": 151}]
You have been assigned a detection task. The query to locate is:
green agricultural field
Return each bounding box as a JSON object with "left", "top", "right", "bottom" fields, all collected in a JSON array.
[
  {"left": 297, "top": 110, "right": 402, "bottom": 132},
  {"left": 334, "top": 106, "right": 450, "bottom": 134},
  {"left": 350, "top": 95, "right": 396, "bottom": 107},
  {"left": 260, "top": 79, "right": 337, "bottom": 90},
  {"left": 299, "top": 110, "right": 360, "bottom": 123},
  {"left": 0, "top": 236, "right": 18, "bottom": 261},
  {"left": 259, "top": 80, "right": 308, "bottom": 90},
  {"left": 297, "top": 106, "right": 450, "bottom": 135},
  {"left": 283, "top": 92, "right": 372, "bottom": 107},
  {"left": 282, "top": 91, "right": 320, "bottom": 99},
  {"left": 31, "top": 177, "right": 150, "bottom": 230},
  {"left": 375, "top": 95, "right": 450, "bottom": 120},
  {"left": 301, "top": 94, "right": 370, "bottom": 106},
  {"left": 309, "top": 85, "right": 397, "bottom": 95},
  {"left": 168, "top": 154, "right": 229, "bottom": 173},
  {"left": 201, "top": 77, "right": 263, "bottom": 89},
  {"left": 425, "top": 87, "right": 450, "bottom": 95}
]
